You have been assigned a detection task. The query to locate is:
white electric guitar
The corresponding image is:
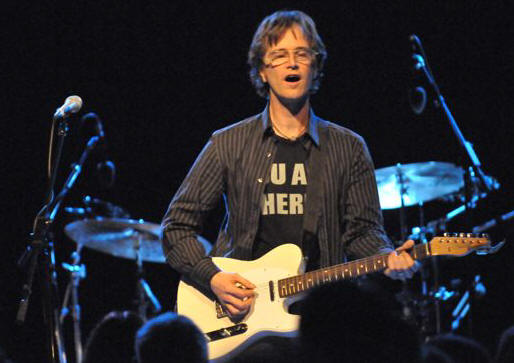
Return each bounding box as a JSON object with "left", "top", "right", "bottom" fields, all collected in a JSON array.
[{"left": 177, "top": 234, "right": 492, "bottom": 362}]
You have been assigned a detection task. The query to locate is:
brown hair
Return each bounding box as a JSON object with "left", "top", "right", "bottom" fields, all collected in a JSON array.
[{"left": 248, "top": 10, "right": 328, "bottom": 98}]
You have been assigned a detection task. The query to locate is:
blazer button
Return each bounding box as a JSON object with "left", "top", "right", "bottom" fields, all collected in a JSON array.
[{"left": 257, "top": 178, "right": 263, "bottom": 183}]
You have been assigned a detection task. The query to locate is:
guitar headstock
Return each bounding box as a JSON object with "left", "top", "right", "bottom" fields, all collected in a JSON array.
[{"left": 429, "top": 233, "right": 491, "bottom": 256}]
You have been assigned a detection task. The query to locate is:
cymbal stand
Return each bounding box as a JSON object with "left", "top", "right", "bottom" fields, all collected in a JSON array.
[
  {"left": 134, "top": 233, "right": 162, "bottom": 321},
  {"left": 395, "top": 164, "right": 408, "bottom": 242},
  {"left": 394, "top": 164, "right": 420, "bottom": 324},
  {"left": 60, "top": 245, "right": 86, "bottom": 363}
]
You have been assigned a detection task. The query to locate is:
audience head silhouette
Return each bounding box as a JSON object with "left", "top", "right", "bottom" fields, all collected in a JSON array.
[
  {"left": 426, "top": 333, "right": 491, "bottom": 363},
  {"left": 136, "top": 312, "right": 207, "bottom": 363},
  {"left": 495, "top": 325, "right": 514, "bottom": 363},
  {"left": 83, "top": 310, "right": 143, "bottom": 363}
]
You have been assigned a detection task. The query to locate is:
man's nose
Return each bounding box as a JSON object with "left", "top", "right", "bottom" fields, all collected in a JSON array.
[{"left": 286, "top": 52, "right": 299, "bottom": 69}]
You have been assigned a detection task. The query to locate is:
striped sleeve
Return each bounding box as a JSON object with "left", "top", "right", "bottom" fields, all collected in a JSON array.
[{"left": 161, "top": 137, "right": 224, "bottom": 291}]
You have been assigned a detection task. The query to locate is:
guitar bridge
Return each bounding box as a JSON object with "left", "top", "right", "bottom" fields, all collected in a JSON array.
[{"left": 205, "top": 323, "right": 248, "bottom": 342}]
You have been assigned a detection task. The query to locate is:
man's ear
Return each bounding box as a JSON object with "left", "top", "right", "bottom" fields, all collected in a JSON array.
[{"left": 259, "top": 69, "right": 267, "bottom": 84}]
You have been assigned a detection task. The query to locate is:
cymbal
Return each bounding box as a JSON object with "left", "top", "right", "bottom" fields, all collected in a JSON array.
[
  {"left": 375, "top": 161, "right": 464, "bottom": 210},
  {"left": 64, "top": 218, "right": 165, "bottom": 263}
]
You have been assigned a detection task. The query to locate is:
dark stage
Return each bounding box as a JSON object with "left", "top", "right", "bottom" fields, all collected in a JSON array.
[{"left": 1, "top": 2, "right": 513, "bottom": 362}]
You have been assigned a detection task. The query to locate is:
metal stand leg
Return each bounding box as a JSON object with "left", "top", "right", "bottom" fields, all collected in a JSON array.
[
  {"left": 61, "top": 247, "right": 86, "bottom": 363},
  {"left": 44, "top": 242, "right": 68, "bottom": 363},
  {"left": 134, "top": 234, "right": 161, "bottom": 321}
]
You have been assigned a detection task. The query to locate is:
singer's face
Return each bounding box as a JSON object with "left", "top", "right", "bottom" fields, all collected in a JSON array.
[{"left": 259, "top": 25, "right": 315, "bottom": 104}]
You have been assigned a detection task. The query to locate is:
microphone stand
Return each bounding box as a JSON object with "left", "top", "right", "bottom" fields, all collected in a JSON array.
[
  {"left": 412, "top": 36, "right": 497, "bottom": 216},
  {"left": 412, "top": 35, "right": 499, "bottom": 336},
  {"left": 17, "top": 111, "right": 101, "bottom": 363}
]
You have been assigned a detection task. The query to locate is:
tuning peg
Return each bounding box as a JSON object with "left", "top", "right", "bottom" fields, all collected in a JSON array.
[
  {"left": 480, "top": 233, "right": 489, "bottom": 239},
  {"left": 459, "top": 232, "right": 466, "bottom": 238},
  {"left": 443, "top": 232, "right": 450, "bottom": 237}
]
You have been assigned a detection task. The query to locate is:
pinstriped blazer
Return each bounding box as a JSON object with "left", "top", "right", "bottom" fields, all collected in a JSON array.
[{"left": 161, "top": 105, "right": 392, "bottom": 291}]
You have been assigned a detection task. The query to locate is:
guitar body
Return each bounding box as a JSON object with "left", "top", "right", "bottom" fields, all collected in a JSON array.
[{"left": 177, "top": 244, "right": 304, "bottom": 362}]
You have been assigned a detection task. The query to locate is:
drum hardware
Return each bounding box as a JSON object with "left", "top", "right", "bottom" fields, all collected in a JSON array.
[
  {"left": 431, "top": 275, "right": 488, "bottom": 334},
  {"left": 395, "top": 163, "right": 408, "bottom": 241},
  {"left": 404, "top": 192, "right": 500, "bottom": 334},
  {"left": 376, "top": 160, "right": 466, "bottom": 331},
  {"left": 133, "top": 231, "right": 162, "bottom": 320},
  {"left": 406, "top": 272, "right": 492, "bottom": 339},
  {"left": 60, "top": 246, "right": 86, "bottom": 363},
  {"left": 375, "top": 159, "right": 501, "bottom": 336},
  {"left": 472, "top": 209, "right": 514, "bottom": 234},
  {"left": 64, "top": 218, "right": 165, "bottom": 320},
  {"left": 408, "top": 193, "right": 493, "bottom": 244},
  {"left": 64, "top": 195, "right": 130, "bottom": 219}
]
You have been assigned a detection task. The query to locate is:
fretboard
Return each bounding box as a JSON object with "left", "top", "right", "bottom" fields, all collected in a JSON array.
[{"left": 277, "top": 242, "right": 431, "bottom": 298}]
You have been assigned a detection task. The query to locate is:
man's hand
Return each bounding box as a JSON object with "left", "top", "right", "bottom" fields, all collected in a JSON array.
[
  {"left": 210, "top": 271, "right": 256, "bottom": 318},
  {"left": 384, "top": 240, "right": 421, "bottom": 280}
]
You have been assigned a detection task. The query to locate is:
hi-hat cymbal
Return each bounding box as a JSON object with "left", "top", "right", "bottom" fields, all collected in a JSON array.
[
  {"left": 64, "top": 218, "right": 165, "bottom": 263},
  {"left": 375, "top": 161, "right": 464, "bottom": 210}
]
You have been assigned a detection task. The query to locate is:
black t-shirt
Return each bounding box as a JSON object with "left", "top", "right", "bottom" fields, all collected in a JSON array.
[{"left": 253, "top": 134, "right": 319, "bottom": 269}]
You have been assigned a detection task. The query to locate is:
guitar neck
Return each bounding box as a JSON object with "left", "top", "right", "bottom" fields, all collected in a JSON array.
[{"left": 277, "top": 243, "right": 431, "bottom": 298}]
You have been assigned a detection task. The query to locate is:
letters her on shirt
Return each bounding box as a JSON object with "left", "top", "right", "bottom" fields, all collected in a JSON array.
[{"left": 261, "top": 162, "right": 307, "bottom": 215}]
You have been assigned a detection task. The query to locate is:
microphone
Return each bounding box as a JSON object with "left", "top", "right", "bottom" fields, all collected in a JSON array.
[
  {"left": 408, "top": 34, "right": 428, "bottom": 114},
  {"left": 79, "top": 113, "right": 116, "bottom": 189},
  {"left": 408, "top": 86, "right": 427, "bottom": 115},
  {"left": 53, "top": 95, "right": 83, "bottom": 120}
]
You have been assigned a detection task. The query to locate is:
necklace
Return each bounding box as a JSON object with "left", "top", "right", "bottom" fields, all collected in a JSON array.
[{"left": 272, "top": 122, "right": 307, "bottom": 141}]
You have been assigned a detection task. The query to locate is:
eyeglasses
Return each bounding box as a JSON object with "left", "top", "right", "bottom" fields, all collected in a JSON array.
[{"left": 264, "top": 47, "right": 318, "bottom": 67}]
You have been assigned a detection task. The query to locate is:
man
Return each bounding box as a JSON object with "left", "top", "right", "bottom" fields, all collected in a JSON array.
[{"left": 161, "top": 10, "right": 417, "bottom": 319}]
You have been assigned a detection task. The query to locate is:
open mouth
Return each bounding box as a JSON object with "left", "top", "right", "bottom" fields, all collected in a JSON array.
[{"left": 285, "top": 75, "right": 301, "bottom": 83}]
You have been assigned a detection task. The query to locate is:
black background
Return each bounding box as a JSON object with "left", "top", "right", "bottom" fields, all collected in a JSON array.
[{"left": 2, "top": 1, "right": 513, "bottom": 362}]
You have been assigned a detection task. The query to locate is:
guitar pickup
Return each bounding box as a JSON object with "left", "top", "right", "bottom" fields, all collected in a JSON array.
[{"left": 205, "top": 324, "right": 248, "bottom": 342}]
